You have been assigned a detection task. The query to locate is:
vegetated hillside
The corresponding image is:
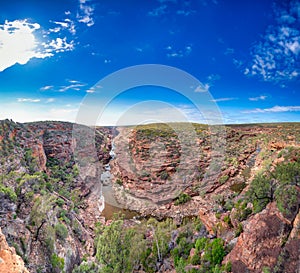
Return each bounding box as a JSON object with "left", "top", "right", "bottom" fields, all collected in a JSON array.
[
  {"left": 0, "top": 119, "right": 114, "bottom": 273},
  {"left": 0, "top": 119, "right": 299, "bottom": 273}
]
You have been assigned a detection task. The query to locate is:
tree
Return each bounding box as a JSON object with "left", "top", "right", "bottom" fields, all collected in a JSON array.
[
  {"left": 246, "top": 173, "right": 276, "bottom": 213},
  {"left": 203, "top": 238, "right": 226, "bottom": 268},
  {"left": 274, "top": 162, "right": 300, "bottom": 186},
  {"left": 275, "top": 184, "right": 299, "bottom": 218},
  {"left": 96, "top": 219, "right": 146, "bottom": 273},
  {"left": 147, "top": 218, "right": 175, "bottom": 263}
]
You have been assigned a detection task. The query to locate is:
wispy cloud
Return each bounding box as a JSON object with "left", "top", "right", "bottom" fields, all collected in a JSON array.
[
  {"left": 194, "top": 83, "right": 210, "bottom": 92},
  {"left": 224, "top": 47, "right": 234, "bottom": 55},
  {"left": 206, "top": 73, "right": 221, "bottom": 85},
  {"left": 149, "top": 0, "right": 196, "bottom": 17},
  {"left": 46, "top": 98, "right": 55, "bottom": 103},
  {"left": 176, "top": 9, "right": 196, "bottom": 16},
  {"left": 40, "top": 80, "right": 87, "bottom": 93},
  {"left": 49, "top": 19, "right": 76, "bottom": 35},
  {"left": 194, "top": 74, "right": 220, "bottom": 93},
  {"left": 77, "top": 0, "right": 95, "bottom": 27},
  {"left": 148, "top": 5, "right": 168, "bottom": 16},
  {"left": 17, "top": 98, "right": 41, "bottom": 103},
  {"left": 210, "top": 97, "right": 238, "bottom": 102},
  {"left": 59, "top": 79, "right": 87, "bottom": 92},
  {"left": 243, "top": 105, "right": 300, "bottom": 113},
  {"left": 249, "top": 95, "right": 267, "bottom": 101},
  {"left": 166, "top": 45, "right": 192, "bottom": 58},
  {"left": 17, "top": 97, "right": 55, "bottom": 103},
  {"left": 244, "top": 1, "right": 300, "bottom": 83},
  {"left": 40, "top": 85, "right": 54, "bottom": 91}
]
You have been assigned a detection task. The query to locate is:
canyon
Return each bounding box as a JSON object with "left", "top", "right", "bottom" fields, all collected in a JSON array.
[{"left": 0, "top": 119, "right": 300, "bottom": 272}]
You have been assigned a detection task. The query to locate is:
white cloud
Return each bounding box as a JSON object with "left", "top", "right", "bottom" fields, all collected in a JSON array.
[
  {"left": 86, "top": 88, "right": 95, "bottom": 93},
  {"left": 17, "top": 97, "right": 56, "bottom": 103},
  {"left": 210, "top": 97, "right": 237, "bottom": 102},
  {"left": 46, "top": 98, "right": 55, "bottom": 103},
  {"left": 59, "top": 79, "right": 87, "bottom": 92},
  {"left": 224, "top": 48, "right": 234, "bottom": 55},
  {"left": 0, "top": 20, "right": 52, "bottom": 72},
  {"left": 40, "top": 85, "right": 53, "bottom": 91},
  {"left": 249, "top": 95, "right": 267, "bottom": 101},
  {"left": 0, "top": 19, "right": 75, "bottom": 72},
  {"left": 176, "top": 9, "right": 196, "bottom": 16},
  {"left": 166, "top": 44, "right": 192, "bottom": 58},
  {"left": 48, "top": 27, "right": 61, "bottom": 33},
  {"left": 77, "top": 0, "right": 95, "bottom": 27},
  {"left": 42, "top": 37, "right": 74, "bottom": 53},
  {"left": 49, "top": 19, "right": 76, "bottom": 35},
  {"left": 53, "top": 21, "right": 69, "bottom": 28},
  {"left": 207, "top": 73, "right": 220, "bottom": 83},
  {"left": 17, "top": 98, "right": 41, "bottom": 103},
  {"left": 244, "top": 1, "right": 300, "bottom": 83},
  {"left": 194, "top": 83, "right": 210, "bottom": 92},
  {"left": 243, "top": 105, "right": 300, "bottom": 114},
  {"left": 148, "top": 5, "right": 168, "bottom": 16}
]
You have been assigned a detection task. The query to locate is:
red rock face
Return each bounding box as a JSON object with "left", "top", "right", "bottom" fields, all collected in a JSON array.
[
  {"left": 225, "top": 202, "right": 297, "bottom": 273},
  {"left": 0, "top": 227, "right": 29, "bottom": 273},
  {"left": 31, "top": 142, "right": 47, "bottom": 171}
]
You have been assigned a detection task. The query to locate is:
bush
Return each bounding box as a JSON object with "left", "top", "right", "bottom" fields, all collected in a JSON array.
[
  {"left": 116, "top": 178, "right": 123, "bottom": 186},
  {"left": 246, "top": 174, "right": 275, "bottom": 213},
  {"left": 174, "top": 192, "right": 191, "bottom": 205},
  {"left": 73, "top": 261, "right": 101, "bottom": 273},
  {"left": 0, "top": 184, "right": 17, "bottom": 202},
  {"left": 275, "top": 185, "right": 298, "bottom": 218},
  {"left": 219, "top": 175, "right": 229, "bottom": 184},
  {"left": 203, "top": 238, "right": 225, "bottom": 267},
  {"left": 55, "top": 223, "right": 68, "bottom": 241},
  {"left": 160, "top": 171, "right": 169, "bottom": 180},
  {"left": 56, "top": 198, "right": 65, "bottom": 207},
  {"left": 51, "top": 253, "right": 64, "bottom": 272}
]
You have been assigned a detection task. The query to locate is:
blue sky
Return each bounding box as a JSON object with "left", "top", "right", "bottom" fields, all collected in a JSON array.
[{"left": 0, "top": 0, "right": 299, "bottom": 125}]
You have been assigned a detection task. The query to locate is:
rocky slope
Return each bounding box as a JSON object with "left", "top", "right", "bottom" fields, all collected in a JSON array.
[
  {"left": 110, "top": 122, "right": 300, "bottom": 272},
  {"left": 0, "top": 119, "right": 114, "bottom": 273},
  {"left": 0, "top": 119, "right": 300, "bottom": 273},
  {"left": 0, "top": 227, "right": 29, "bottom": 273}
]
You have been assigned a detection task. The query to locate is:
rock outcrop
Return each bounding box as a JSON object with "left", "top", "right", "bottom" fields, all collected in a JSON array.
[
  {"left": 0, "top": 227, "right": 29, "bottom": 273},
  {"left": 225, "top": 202, "right": 299, "bottom": 273}
]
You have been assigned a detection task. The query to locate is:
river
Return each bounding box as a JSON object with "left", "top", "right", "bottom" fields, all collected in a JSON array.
[{"left": 100, "top": 141, "right": 138, "bottom": 220}]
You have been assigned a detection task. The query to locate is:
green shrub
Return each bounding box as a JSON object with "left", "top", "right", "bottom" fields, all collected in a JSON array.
[
  {"left": 219, "top": 175, "right": 229, "bottom": 184},
  {"left": 203, "top": 238, "right": 225, "bottom": 267},
  {"left": 174, "top": 192, "right": 191, "bottom": 206},
  {"left": 235, "top": 223, "right": 243, "bottom": 237},
  {"left": 160, "top": 171, "right": 169, "bottom": 180},
  {"left": 51, "top": 253, "right": 64, "bottom": 272},
  {"left": 275, "top": 185, "right": 298, "bottom": 217},
  {"left": 0, "top": 184, "right": 17, "bottom": 202},
  {"left": 55, "top": 223, "right": 68, "bottom": 241},
  {"left": 56, "top": 198, "right": 65, "bottom": 207},
  {"left": 116, "top": 178, "right": 123, "bottom": 186}
]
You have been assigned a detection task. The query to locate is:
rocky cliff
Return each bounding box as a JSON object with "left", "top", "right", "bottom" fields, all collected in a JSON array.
[
  {"left": 0, "top": 119, "right": 300, "bottom": 273},
  {"left": 0, "top": 227, "right": 29, "bottom": 273},
  {"left": 0, "top": 119, "right": 113, "bottom": 273},
  {"left": 110, "top": 122, "right": 300, "bottom": 272}
]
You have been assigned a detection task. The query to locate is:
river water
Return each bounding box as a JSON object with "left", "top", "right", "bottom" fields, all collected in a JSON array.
[{"left": 100, "top": 141, "right": 138, "bottom": 220}]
